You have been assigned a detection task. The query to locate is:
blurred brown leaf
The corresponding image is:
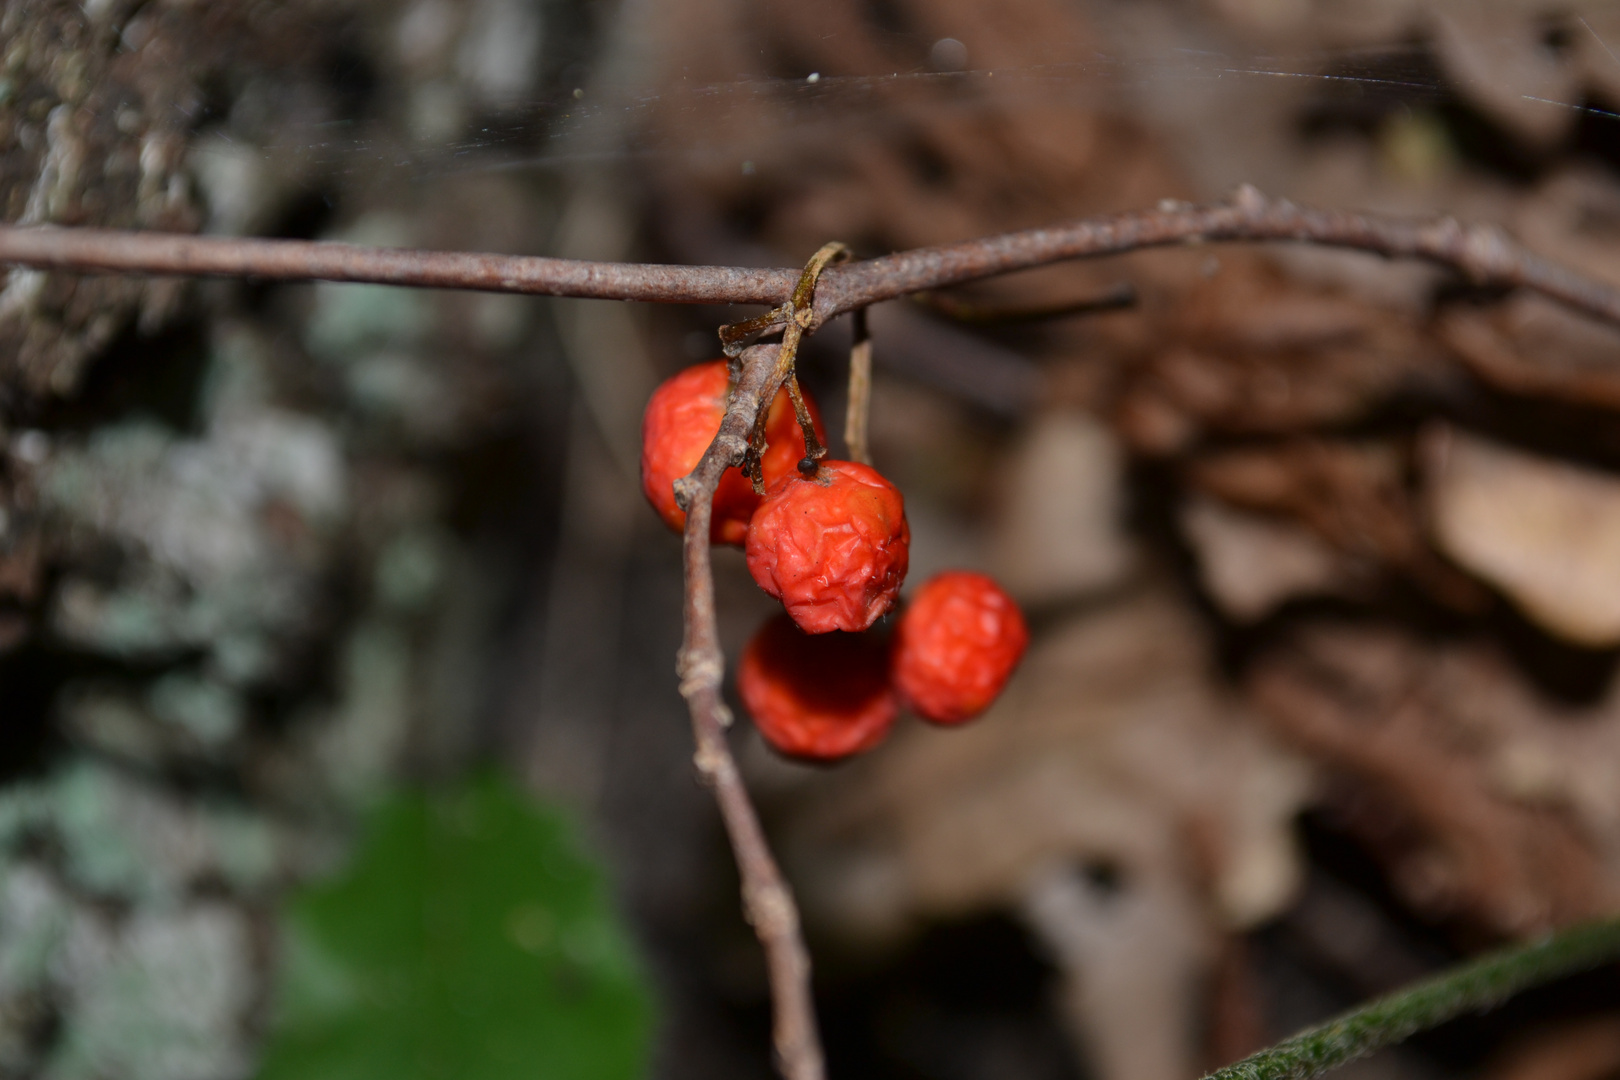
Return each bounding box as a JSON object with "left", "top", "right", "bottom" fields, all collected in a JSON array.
[
  {"left": 1424, "top": 426, "right": 1620, "bottom": 647},
  {"left": 1251, "top": 624, "right": 1620, "bottom": 937}
]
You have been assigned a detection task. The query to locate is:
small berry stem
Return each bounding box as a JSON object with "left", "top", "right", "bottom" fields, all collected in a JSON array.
[
  {"left": 844, "top": 307, "right": 873, "bottom": 466},
  {"left": 719, "top": 307, "right": 786, "bottom": 357},
  {"left": 787, "top": 375, "right": 826, "bottom": 476},
  {"left": 726, "top": 242, "right": 850, "bottom": 486},
  {"left": 743, "top": 333, "right": 801, "bottom": 493},
  {"left": 744, "top": 407, "right": 772, "bottom": 494}
]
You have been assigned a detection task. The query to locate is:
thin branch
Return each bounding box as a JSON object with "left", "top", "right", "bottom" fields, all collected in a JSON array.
[
  {"left": 673, "top": 342, "right": 824, "bottom": 1080},
  {"left": 812, "top": 186, "right": 1620, "bottom": 330},
  {"left": 0, "top": 224, "right": 798, "bottom": 305},
  {"left": 1205, "top": 917, "right": 1620, "bottom": 1080},
  {"left": 6, "top": 187, "right": 1620, "bottom": 336}
]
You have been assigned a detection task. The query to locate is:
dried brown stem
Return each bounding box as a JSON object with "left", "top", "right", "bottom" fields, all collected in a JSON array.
[
  {"left": 844, "top": 308, "right": 873, "bottom": 465},
  {"left": 725, "top": 242, "right": 846, "bottom": 486},
  {"left": 674, "top": 342, "right": 824, "bottom": 1080},
  {"left": 785, "top": 375, "right": 826, "bottom": 474},
  {"left": 7, "top": 187, "right": 1620, "bottom": 333},
  {"left": 742, "top": 340, "right": 805, "bottom": 492}
]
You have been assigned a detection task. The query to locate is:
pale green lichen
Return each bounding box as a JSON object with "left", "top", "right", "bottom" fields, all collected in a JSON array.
[
  {"left": 303, "top": 215, "right": 430, "bottom": 363},
  {"left": 40, "top": 400, "right": 345, "bottom": 678},
  {"left": 197, "top": 324, "right": 274, "bottom": 419},
  {"left": 44, "top": 905, "right": 255, "bottom": 1080},
  {"left": 57, "top": 686, "right": 166, "bottom": 764},
  {"left": 342, "top": 350, "right": 451, "bottom": 429},
  {"left": 305, "top": 287, "right": 430, "bottom": 361},
  {"left": 314, "top": 620, "right": 415, "bottom": 805},
  {"left": 375, "top": 526, "right": 449, "bottom": 612},
  {"left": 0, "top": 762, "right": 295, "bottom": 906},
  {"left": 146, "top": 672, "right": 244, "bottom": 748},
  {"left": 0, "top": 864, "right": 69, "bottom": 998}
]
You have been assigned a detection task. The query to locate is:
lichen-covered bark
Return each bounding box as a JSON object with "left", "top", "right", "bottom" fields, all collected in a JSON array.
[
  {"left": 0, "top": 1, "right": 588, "bottom": 1074},
  {"left": 1, "top": 0, "right": 197, "bottom": 396}
]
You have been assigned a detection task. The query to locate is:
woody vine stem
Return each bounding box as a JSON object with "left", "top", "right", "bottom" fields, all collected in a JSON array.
[{"left": 5, "top": 186, "right": 1620, "bottom": 1080}]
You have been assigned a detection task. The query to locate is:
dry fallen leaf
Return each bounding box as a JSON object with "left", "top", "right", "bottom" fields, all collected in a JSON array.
[
  {"left": 1429, "top": 3, "right": 1581, "bottom": 147},
  {"left": 1251, "top": 623, "right": 1620, "bottom": 936},
  {"left": 988, "top": 410, "right": 1137, "bottom": 607},
  {"left": 1181, "top": 496, "right": 1351, "bottom": 620},
  {"left": 1424, "top": 426, "right": 1620, "bottom": 647}
]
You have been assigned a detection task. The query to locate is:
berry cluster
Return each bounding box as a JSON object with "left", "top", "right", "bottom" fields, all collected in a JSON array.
[{"left": 642, "top": 361, "right": 1028, "bottom": 762}]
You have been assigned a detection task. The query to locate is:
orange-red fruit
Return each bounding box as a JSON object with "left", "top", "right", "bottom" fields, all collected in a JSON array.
[
  {"left": 738, "top": 614, "right": 898, "bottom": 761},
  {"left": 892, "top": 571, "right": 1028, "bottom": 724},
  {"left": 640, "top": 361, "right": 825, "bottom": 546},
  {"left": 745, "top": 460, "right": 910, "bottom": 634}
]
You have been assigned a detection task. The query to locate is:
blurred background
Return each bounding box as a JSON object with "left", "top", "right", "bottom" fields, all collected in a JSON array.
[{"left": 1, "top": 0, "right": 1620, "bottom": 1077}]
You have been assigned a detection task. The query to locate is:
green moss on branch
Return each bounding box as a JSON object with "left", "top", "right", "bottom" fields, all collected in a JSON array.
[{"left": 1207, "top": 918, "right": 1620, "bottom": 1080}]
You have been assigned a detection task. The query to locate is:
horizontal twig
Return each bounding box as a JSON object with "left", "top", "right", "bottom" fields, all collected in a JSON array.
[
  {"left": 813, "top": 186, "right": 1620, "bottom": 330},
  {"left": 5, "top": 187, "right": 1620, "bottom": 336},
  {"left": 0, "top": 224, "right": 798, "bottom": 305}
]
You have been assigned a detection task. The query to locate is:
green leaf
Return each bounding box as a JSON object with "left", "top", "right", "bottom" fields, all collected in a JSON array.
[{"left": 259, "top": 775, "right": 653, "bottom": 1080}]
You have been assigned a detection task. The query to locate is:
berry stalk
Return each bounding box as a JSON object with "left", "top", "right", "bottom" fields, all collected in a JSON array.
[
  {"left": 726, "top": 242, "right": 848, "bottom": 491},
  {"left": 17, "top": 190, "right": 1620, "bottom": 333},
  {"left": 786, "top": 375, "right": 827, "bottom": 476}
]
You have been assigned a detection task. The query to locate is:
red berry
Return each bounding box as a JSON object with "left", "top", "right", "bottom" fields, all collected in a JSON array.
[
  {"left": 640, "top": 361, "right": 825, "bottom": 546},
  {"left": 892, "top": 571, "right": 1028, "bottom": 724},
  {"left": 745, "top": 460, "right": 910, "bottom": 634},
  {"left": 737, "top": 614, "right": 897, "bottom": 761}
]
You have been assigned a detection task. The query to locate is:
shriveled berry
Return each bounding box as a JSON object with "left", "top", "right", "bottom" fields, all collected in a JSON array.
[
  {"left": 892, "top": 571, "right": 1028, "bottom": 724},
  {"left": 745, "top": 460, "right": 910, "bottom": 634},
  {"left": 738, "top": 614, "right": 897, "bottom": 761},
  {"left": 640, "top": 361, "right": 825, "bottom": 546}
]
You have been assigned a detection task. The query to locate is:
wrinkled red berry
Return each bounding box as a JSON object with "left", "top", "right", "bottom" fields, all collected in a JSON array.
[
  {"left": 640, "top": 361, "right": 824, "bottom": 546},
  {"left": 892, "top": 571, "right": 1028, "bottom": 724},
  {"left": 745, "top": 460, "right": 910, "bottom": 634},
  {"left": 737, "top": 614, "right": 898, "bottom": 761}
]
